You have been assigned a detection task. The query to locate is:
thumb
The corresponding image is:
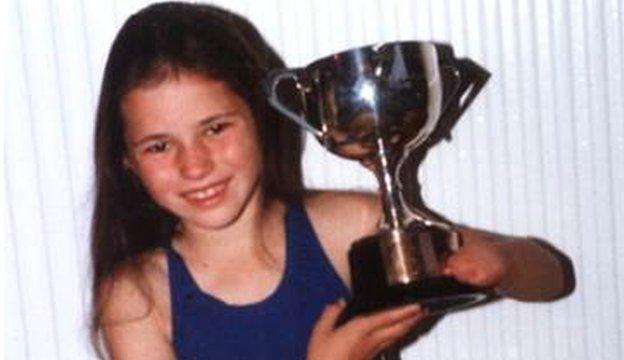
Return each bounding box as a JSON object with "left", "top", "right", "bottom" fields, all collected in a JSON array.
[
  {"left": 445, "top": 253, "right": 488, "bottom": 285},
  {"left": 312, "top": 299, "right": 346, "bottom": 335},
  {"left": 445, "top": 253, "right": 475, "bottom": 278}
]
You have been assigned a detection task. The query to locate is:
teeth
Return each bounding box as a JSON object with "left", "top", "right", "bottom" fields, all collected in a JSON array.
[{"left": 185, "top": 183, "right": 225, "bottom": 200}]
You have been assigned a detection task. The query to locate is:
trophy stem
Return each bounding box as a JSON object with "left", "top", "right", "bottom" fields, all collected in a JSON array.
[
  {"left": 374, "top": 136, "right": 438, "bottom": 286},
  {"left": 374, "top": 136, "right": 405, "bottom": 230}
]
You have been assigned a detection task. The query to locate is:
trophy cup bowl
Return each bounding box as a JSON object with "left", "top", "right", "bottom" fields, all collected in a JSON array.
[{"left": 264, "top": 41, "right": 491, "bottom": 323}]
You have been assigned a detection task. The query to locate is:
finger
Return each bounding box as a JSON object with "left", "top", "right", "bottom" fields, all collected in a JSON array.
[
  {"left": 371, "top": 312, "right": 423, "bottom": 343},
  {"left": 311, "top": 299, "right": 346, "bottom": 336},
  {"left": 352, "top": 304, "right": 422, "bottom": 334},
  {"left": 365, "top": 313, "right": 424, "bottom": 358}
]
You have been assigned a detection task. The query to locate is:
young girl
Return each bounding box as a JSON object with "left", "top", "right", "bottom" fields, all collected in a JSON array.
[{"left": 90, "top": 2, "right": 573, "bottom": 359}]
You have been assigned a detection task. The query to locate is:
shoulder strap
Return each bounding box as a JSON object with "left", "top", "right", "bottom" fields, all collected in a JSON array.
[
  {"left": 164, "top": 246, "right": 204, "bottom": 338},
  {"left": 285, "top": 202, "right": 350, "bottom": 297}
]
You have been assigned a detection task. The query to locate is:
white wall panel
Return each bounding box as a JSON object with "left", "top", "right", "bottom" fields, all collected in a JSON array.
[{"left": 4, "top": 0, "right": 623, "bottom": 359}]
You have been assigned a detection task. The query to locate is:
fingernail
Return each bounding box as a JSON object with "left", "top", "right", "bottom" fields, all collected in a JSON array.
[{"left": 408, "top": 313, "right": 423, "bottom": 324}]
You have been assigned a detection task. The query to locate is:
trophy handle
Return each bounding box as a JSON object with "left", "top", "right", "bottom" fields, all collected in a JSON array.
[
  {"left": 454, "top": 59, "right": 491, "bottom": 117},
  {"left": 265, "top": 69, "right": 325, "bottom": 138}
]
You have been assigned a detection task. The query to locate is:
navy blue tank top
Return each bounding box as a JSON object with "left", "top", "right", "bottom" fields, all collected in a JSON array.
[{"left": 165, "top": 203, "right": 350, "bottom": 359}]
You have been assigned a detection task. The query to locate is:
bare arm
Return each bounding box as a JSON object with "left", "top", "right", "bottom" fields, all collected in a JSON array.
[
  {"left": 98, "top": 265, "right": 176, "bottom": 360},
  {"left": 306, "top": 190, "right": 575, "bottom": 302},
  {"left": 103, "top": 316, "right": 175, "bottom": 360}
]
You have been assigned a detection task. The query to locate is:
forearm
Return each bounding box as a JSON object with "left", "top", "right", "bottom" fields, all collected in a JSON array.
[{"left": 495, "top": 236, "right": 575, "bottom": 302}]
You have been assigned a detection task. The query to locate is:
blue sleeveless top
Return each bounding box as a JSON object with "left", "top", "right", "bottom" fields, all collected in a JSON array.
[{"left": 165, "top": 203, "right": 350, "bottom": 359}]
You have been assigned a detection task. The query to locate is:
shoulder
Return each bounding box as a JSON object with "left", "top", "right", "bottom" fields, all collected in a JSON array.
[
  {"left": 302, "top": 190, "right": 382, "bottom": 287},
  {"left": 303, "top": 190, "right": 381, "bottom": 238},
  {"left": 98, "top": 249, "right": 170, "bottom": 326},
  {"left": 97, "top": 249, "right": 175, "bottom": 358}
]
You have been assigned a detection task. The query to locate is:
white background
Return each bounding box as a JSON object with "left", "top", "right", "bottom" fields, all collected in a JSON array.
[{"left": 3, "top": 0, "right": 623, "bottom": 359}]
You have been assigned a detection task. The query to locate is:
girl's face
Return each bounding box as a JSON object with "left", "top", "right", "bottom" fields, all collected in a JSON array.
[{"left": 121, "top": 71, "right": 263, "bottom": 231}]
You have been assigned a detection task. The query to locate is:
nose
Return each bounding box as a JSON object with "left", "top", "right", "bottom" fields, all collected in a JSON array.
[{"left": 177, "top": 142, "right": 213, "bottom": 180}]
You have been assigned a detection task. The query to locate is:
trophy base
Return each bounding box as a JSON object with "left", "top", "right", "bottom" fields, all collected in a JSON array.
[
  {"left": 336, "top": 225, "right": 489, "bottom": 325},
  {"left": 337, "top": 276, "right": 487, "bottom": 325}
]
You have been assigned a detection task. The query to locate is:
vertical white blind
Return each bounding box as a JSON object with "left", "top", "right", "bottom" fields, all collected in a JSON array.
[{"left": 4, "top": 0, "right": 623, "bottom": 359}]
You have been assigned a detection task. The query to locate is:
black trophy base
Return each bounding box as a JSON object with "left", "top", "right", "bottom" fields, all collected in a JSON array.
[
  {"left": 336, "top": 226, "right": 488, "bottom": 326},
  {"left": 337, "top": 276, "right": 487, "bottom": 325}
]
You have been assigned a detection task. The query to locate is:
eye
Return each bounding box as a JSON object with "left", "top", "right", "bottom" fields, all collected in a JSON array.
[
  {"left": 203, "top": 122, "right": 230, "bottom": 136},
  {"left": 144, "top": 140, "right": 170, "bottom": 154}
]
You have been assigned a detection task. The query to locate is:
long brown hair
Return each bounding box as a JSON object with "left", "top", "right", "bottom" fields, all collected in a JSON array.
[{"left": 90, "top": 1, "right": 303, "bottom": 354}]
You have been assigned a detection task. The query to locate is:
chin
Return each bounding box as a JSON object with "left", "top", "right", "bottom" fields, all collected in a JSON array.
[{"left": 191, "top": 210, "right": 241, "bottom": 230}]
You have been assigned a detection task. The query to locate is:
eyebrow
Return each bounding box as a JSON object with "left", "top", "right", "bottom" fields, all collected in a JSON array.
[{"left": 130, "top": 110, "right": 240, "bottom": 147}]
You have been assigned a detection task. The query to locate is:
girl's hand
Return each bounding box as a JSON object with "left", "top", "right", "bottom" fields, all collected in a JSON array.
[
  {"left": 307, "top": 301, "right": 424, "bottom": 360},
  {"left": 443, "top": 227, "right": 510, "bottom": 288}
]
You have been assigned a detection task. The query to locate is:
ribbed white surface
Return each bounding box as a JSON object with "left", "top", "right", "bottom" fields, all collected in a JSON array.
[{"left": 4, "top": 0, "right": 623, "bottom": 359}]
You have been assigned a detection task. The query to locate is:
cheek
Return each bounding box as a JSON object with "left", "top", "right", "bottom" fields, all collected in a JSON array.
[
  {"left": 234, "top": 141, "right": 261, "bottom": 165},
  {"left": 135, "top": 161, "right": 177, "bottom": 197},
  {"left": 221, "top": 126, "right": 263, "bottom": 173}
]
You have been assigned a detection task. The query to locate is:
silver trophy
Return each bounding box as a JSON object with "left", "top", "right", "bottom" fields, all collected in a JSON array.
[{"left": 265, "top": 41, "right": 491, "bottom": 320}]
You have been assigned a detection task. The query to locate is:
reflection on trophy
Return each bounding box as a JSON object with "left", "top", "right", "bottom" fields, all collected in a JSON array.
[{"left": 265, "top": 41, "right": 491, "bottom": 321}]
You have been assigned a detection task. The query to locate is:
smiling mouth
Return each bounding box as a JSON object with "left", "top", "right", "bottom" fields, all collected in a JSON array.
[{"left": 182, "top": 179, "right": 229, "bottom": 204}]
